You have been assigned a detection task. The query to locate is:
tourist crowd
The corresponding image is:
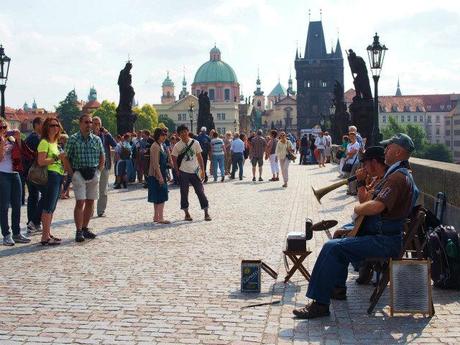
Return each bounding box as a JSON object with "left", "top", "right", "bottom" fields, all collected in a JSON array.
[{"left": 1, "top": 113, "right": 354, "bottom": 246}]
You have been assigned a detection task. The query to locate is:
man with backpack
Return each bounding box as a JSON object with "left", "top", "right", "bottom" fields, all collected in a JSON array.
[{"left": 171, "top": 125, "right": 211, "bottom": 222}]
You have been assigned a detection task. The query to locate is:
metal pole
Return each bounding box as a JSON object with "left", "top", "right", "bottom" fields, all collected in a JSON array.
[
  {"left": 190, "top": 115, "right": 193, "bottom": 133},
  {"left": 372, "top": 75, "right": 380, "bottom": 146},
  {"left": 0, "top": 85, "right": 5, "bottom": 119}
]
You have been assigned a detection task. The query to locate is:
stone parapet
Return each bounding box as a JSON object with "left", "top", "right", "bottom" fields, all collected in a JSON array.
[{"left": 410, "top": 157, "right": 460, "bottom": 229}]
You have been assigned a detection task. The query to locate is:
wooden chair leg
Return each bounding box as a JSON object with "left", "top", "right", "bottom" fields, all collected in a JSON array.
[{"left": 368, "top": 270, "right": 390, "bottom": 314}]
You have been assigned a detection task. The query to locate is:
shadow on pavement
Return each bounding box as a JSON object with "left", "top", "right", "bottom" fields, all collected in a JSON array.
[{"left": 258, "top": 187, "right": 285, "bottom": 192}]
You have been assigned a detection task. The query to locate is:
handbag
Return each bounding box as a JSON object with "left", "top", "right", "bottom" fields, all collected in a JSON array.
[
  {"left": 27, "top": 144, "right": 49, "bottom": 186},
  {"left": 286, "top": 144, "right": 296, "bottom": 161},
  {"left": 28, "top": 160, "right": 48, "bottom": 185},
  {"left": 342, "top": 154, "right": 358, "bottom": 173}
]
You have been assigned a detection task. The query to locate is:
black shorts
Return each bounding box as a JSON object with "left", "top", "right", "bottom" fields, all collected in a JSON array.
[{"left": 251, "top": 157, "right": 263, "bottom": 167}]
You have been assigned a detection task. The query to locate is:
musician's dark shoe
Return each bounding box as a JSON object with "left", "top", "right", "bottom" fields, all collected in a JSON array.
[
  {"left": 292, "top": 301, "right": 330, "bottom": 319},
  {"left": 356, "top": 264, "right": 373, "bottom": 285},
  {"left": 331, "top": 286, "right": 347, "bottom": 300}
]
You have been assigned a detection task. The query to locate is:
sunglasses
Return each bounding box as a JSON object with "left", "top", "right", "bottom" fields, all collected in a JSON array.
[
  {"left": 49, "top": 124, "right": 60, "bottom": 128},
  {"left": 0, "top": 126, "right": 7, "bottom": 129},
  {"left": 84, "top": 121, "right": 93, "bottom": 124}
]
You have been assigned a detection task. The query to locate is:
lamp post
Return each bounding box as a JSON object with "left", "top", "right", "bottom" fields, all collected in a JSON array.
[
  {"left": 0, "top": 45, "right": 11, "bottom": 119},
  {"left": 367, "top": 33, "right": 388, "bottom": 146},
  {"left": 188, "top": 101, "right": 194, "bottom": 132},
  {"left": 233, "top": 119, "right": 238, "bottom": 133}
]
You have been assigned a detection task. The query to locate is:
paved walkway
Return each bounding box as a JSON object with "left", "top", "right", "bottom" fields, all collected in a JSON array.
[{"left": 1, "top": 162, "right": 459, "bottom": 345}]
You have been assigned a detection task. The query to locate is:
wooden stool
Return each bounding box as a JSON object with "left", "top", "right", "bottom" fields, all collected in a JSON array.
[{"left": 283, "top": 250, "right": 312, "bottom": 283}]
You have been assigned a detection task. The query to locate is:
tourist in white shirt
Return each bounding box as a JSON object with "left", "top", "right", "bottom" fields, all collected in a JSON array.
[{"left": 344, "top": 131, "right": 360, "bottom": 195}]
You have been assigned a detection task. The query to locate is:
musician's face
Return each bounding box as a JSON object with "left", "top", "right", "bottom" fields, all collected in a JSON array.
[{"left": 384, "top": 143, "right": 402, "bottom": 165}]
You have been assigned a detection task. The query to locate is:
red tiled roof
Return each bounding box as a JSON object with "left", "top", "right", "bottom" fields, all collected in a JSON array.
[{"left": 83, "top": 100, "right": 101, "bottom": 109}]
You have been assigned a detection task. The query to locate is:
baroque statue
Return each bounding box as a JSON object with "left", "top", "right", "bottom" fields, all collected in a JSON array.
[{"left": 116, "top": 61, "right": 137, "bottom": 135}]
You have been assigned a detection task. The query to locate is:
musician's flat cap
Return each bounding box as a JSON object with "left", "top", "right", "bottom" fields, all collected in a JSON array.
[
  {"left": 380, "top": 133, "right": 415, "bottom": 153},
  {"left": 360, "top": 146, "right": 385, "bottom": 162}
]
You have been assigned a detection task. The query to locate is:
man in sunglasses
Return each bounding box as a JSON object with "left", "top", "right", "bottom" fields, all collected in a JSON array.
[{"left": 65, "top": 114, "right": 105, "bottom": 242}]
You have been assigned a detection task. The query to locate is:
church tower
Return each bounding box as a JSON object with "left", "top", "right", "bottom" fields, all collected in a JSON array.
[
  {"left": 179, "top": 75, "right": 189, "bottom": 100},
  {"left": 161, "top": 71, "right": 176, "bottom": 104},
  {"left": 395, "top": 78, "right": 402, "bottom": 96},
  {"left": 253, "top": 71, "right": 265, "bottom": 111},
  {"left": 295, "top": 18, "right": 344, "bottom": 130}
]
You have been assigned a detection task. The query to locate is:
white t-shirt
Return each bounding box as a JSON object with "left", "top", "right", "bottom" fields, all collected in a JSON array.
[
  {"left": 315, "top": 136, "right": 326, "bottom": 150},
  {"left": 346, "top": 141, "right": 360, "bottom": 164},
  {"left": 171, "top": 139, "right": 202, "bottom": 174}
]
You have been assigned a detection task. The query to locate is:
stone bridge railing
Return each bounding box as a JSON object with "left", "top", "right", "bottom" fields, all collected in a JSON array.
[{"left": 331, "top": 145, "right": 460, "bottom": 230}]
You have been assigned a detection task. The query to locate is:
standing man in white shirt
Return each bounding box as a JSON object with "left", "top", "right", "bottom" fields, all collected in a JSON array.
[
  {"left": 230, "top": 133, "right": 245, "bottom": 180},
  {"left": 171, "top": 125, "right": 211, "bottom": 222},
  {"left": 314, "top": 132, "right": 326, "bottom": 168}
]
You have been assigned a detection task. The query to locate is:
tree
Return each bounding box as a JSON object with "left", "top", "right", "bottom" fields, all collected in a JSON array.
[
  {"left": 158, "top": 114, "right": 176, "bottom": 132},
  {"left": 381, "top": 116, "right": 452, "bottom": 163},
  {"left": 421, "top": 144, "right": 453, "bottom": 163},
  {"left": 133, "top": 104, "right": 158, "bottom": 132},
  {"left": 56, "top": 89, "right": 80, "bottom": 133},
  {"left": 92, "top": 100, "right": 117, "bottom": 135}
]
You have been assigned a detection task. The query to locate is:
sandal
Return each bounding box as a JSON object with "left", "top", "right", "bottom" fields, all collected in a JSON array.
[
  {"left": 204, "top": 215, "right": 212, "bottom": 221},
  {"left": 157, "top": 220, "right": 171, "bottom": 224},
  {"left": 50, "top": 235, "right": 61, "bottom": 241},
  {"left": 41, "top": 238, "right": 61, "bottom": 246}
]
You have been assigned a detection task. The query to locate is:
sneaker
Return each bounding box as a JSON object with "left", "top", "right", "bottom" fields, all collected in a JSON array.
[
  {"left": 258, "top": 177, "right": 263, "bottom": 182},
  {"left": 3, "top": 234, "right": 15, "bottom": 246},
  {"left": 331, "top": 286, "right": 347, "bottom": 300},
  {"left": 12, "top": 234, "right": 31, "bottom": 244},
  {"left": 221, "top": 176, "right": 225, "bottom": 182},
  {"left": 82, "top": 228, "right": 97, "bottom": 239},
  {"left": 252, "top": 177, "right": 256, "bottom": 182},
  {"left": 27, "top": 221, "right": 41, "bottom": 234},
  {"left": 122, "top": 182, "right": 127, "bottom": 189},
  {"left": 114, "top": 184, "right": 121, "bottom": 190},
  {"left": 97, "top": 212, "right": 106, "bottom": 218},
  {"left": 293, "top": 301, "right": 330, "bottom": 319},
  {"left": 356, "top": 264, "right": 373, "bottom": 285},
  {"left": 75, "top": 230, "right": 85, "bottom": 242}
]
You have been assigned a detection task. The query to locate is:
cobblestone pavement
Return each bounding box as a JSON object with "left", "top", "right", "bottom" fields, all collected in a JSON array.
[{"left": 1, "top": 162, "right": 459, "bottom": 345}]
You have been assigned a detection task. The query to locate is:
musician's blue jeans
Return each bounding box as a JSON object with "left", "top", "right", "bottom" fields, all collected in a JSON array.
[{"left": 306, "top": 234, "right": 402, "bottom": 305}]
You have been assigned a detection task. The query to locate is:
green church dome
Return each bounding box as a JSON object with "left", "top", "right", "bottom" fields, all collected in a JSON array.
[
  {"left": 193, "top": 46, "right": 238, "bottom": 84},
  {"left": 162, "top": 71, "right": 174, "bottom": 87}
]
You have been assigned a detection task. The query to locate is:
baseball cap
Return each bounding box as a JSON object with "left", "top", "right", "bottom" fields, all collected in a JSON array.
[
  {"left": 360, "top": 146, "right": 385, "bottom": 163},
  {"left": 380, "top": 133, "right": 415, "bottom": 153}
]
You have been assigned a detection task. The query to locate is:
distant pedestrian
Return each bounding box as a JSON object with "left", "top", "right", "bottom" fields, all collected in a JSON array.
[
  {"left": 24, "top": 116, "right": 44, "bottom": 234},
  {"left": 324, "top": 131, "right": 332, "bottom": 163},
  {"left": 171, "top": 125, "right": 211, "bottom": 222},
  {"left": 210, "top": 131, "right": 225, "bottom": 182},
  {"left": 344, "top": 131, "right": 360, "bottom": 195},
  {"left": 114, "top": 134, "right": 132, "bottom": 189},
  {"left": 249, "top": 129, "right": 267, "bottom": 181},
  {"left": 223, "top": 131, "right": 233, "bottom": 175},
  {"left": 276, "top": 131, "right": 293, "bottom": 188},
  {"left": 230, "top": 132, "right": 245, "bottom": 180},
  {"left": 37, "top": 117, "right": 67, "bottom": 245},
  {"left": 92, "top": 116, "right": 117, "bottom": 217},
  {"left": 337, "top": 135, "right": 349, "bottom": 177},
  {"left": 196, "top": 127, "right": 211, "bottom": 183},
  {"left": 315, "top": 132, "right": 326, "bottom": 167},
  {"left": 148, "top": 128, "right": 170, "bottom": 224},
  {"left": 266, "top": 130, "right": 279, "bottom": 181},
  {"left": 299, "top": 134, "right": 309, "bottom": 165},
  {"left": 65, "top": 114, "right": 105, "bottom": 242}
]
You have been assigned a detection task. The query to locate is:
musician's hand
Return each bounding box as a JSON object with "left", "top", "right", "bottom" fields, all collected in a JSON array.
[{"left": 355, "top": 168, "right": 367, "bottom": 181}]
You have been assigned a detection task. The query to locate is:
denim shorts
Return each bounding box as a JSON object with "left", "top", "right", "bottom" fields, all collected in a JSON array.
[{"left": 42, "top": 171, "right": 64, "bottom": 213}]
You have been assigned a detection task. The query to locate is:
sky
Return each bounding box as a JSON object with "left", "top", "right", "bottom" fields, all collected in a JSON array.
[{"left": 1, "top": 0, "right": 460, "bottom": 110}]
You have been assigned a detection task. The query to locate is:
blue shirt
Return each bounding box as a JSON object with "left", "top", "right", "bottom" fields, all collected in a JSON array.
[{"left": 231, "top": 138, "right": 245, "bottom": 153}]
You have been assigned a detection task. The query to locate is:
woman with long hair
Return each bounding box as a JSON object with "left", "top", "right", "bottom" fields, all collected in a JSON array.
[
  {"left": 147, "top": 128, "right": 170, "bottom": 224},
  {"left": 37, "top": 117, "right": 67, "bottom": 245},
  {"left": 276, "top": 131, "right": 294, "bottom": 188},
  {"left": 0, "top": 119, "right": 31, "bottom": 246}
]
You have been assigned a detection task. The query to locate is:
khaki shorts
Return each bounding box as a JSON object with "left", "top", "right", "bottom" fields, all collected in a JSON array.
[
  {"left": 72, "top": 170, "right": 100, "bottom": 201},
  {"left": 251, "top": 157, "right": 264, "bottom": 167}
]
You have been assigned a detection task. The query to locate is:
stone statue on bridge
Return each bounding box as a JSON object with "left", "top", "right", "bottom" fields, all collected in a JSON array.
[
  {"left": 116, "top": 61, "right": 137, "bottom": 135},
  {"left": 197, "top": 91, "right": 215, "bottom": 133}
]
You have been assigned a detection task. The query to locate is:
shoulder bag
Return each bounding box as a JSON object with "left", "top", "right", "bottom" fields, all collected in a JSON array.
[{"left": 176, "top": 139, "right": 195, "bottom": 169}]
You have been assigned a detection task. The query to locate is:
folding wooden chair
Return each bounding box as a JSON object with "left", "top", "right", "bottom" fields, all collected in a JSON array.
[{"left": 367, "top": 208, "right": 428, "bottom": 314}]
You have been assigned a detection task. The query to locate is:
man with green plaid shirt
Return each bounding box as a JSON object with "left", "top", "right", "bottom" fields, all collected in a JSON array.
[{"left": 66, "top": 114, "right": 105, "bottom": 242}]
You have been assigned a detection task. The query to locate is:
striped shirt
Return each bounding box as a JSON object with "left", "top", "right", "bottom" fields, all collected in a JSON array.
[{"left": 211, "top": 138, "right": 224, "bottom": 156}]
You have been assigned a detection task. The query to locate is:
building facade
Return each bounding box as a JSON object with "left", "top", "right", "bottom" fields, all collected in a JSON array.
[
  {"left": 295, "top": 19, "right": 343, "bottom": 131},
  {"left": 154, "top": 46, "right": 240, "bottom": 134}
]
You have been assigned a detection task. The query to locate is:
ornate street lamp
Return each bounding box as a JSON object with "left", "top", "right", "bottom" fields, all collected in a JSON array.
[
  {"left": 0, "top": 45, "right": 11, "bottom": 119},
  {"left": 329, "top": 103, "right": 336, "bottom": 116},
  {"left": 188, "top": 101, "right": 194, "bottom": 132},
  {"left": 367, "top": 33, "right": 388, "bottom": 145}
]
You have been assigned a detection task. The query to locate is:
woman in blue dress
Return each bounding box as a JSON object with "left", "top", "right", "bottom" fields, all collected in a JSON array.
[{"left": 148, "top": 128, "right": 169, "bottom": 223}]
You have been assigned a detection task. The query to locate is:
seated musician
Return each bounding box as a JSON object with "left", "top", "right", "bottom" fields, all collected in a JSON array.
[{"left": 293, "top": 133, "right": 419, "bottom": 319}]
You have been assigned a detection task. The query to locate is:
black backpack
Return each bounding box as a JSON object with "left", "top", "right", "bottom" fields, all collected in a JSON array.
[{"left": 428, "top": 225, "right": 460, "bottom": 289}]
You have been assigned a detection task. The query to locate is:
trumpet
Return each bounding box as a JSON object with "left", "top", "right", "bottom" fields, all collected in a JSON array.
[{"left": 312, "top": 175, "right": 357, "bottom": 204}]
